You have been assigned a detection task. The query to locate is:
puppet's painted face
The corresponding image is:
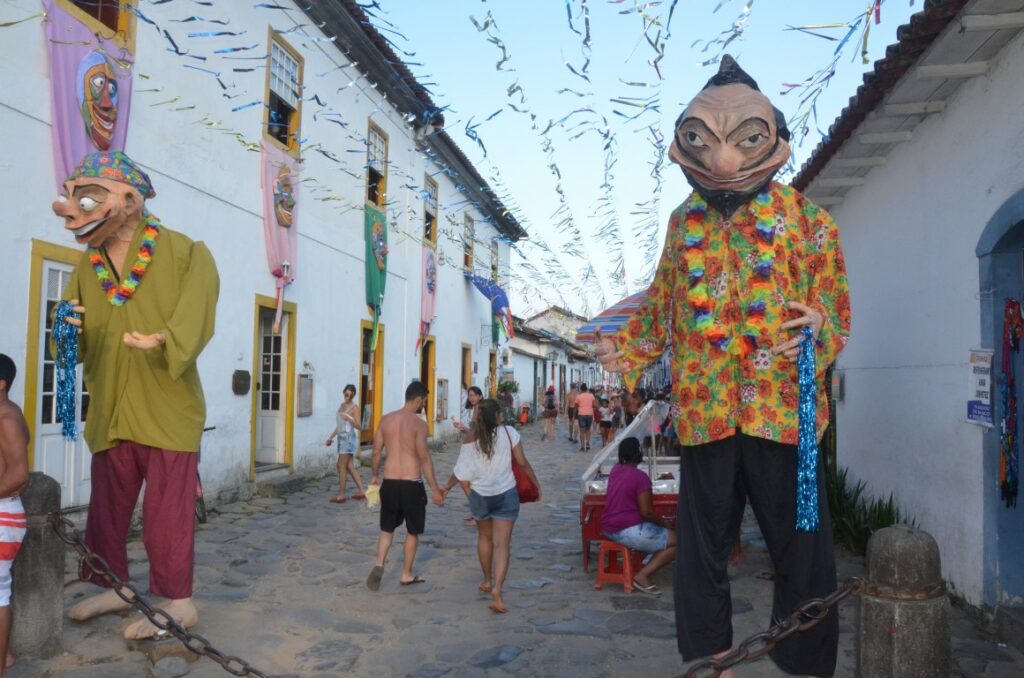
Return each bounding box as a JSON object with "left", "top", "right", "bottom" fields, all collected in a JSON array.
[
  {"left": 77, "top": 52, "right": 119, "bottom": 151},
  {"left": 273, "top": 169, "right": 295, "bottom": 228},
  {"left": 669, "top": 83, "right": 790, "bottom": 198},
  {"left": 52, "top": 178, "right": 141, "bottom": 248}
]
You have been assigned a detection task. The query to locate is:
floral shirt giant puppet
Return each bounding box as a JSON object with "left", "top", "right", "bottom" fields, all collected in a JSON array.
[
  {"left": 53, "top": 152, "right": 219, "bottom": 639},
  {"left": 596, "top": 57, "right": 850, "bottom": 677}
]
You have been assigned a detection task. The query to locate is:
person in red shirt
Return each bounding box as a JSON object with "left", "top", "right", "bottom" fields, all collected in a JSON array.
[
  {"left": 574, "top": 384, "right": 597, "bottom": 452},
  {"left": 600, "top": 437, "right": 675, "bottom": 593}
]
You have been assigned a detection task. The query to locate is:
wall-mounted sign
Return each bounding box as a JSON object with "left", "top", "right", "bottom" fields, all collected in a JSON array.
[{"left": 967, "top": 349, "right": 994, "bottom": 427}]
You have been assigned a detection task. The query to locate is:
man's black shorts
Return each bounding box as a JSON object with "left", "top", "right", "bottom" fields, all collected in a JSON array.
[{"left": 379, "top": 479, "right": 427, "bottom": 535}]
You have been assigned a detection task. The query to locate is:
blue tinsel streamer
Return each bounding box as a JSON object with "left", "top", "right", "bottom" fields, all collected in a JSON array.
[
  {"left": 53, "top": 301, "right": 80, "bottom": 441},
  {"left": 795, "top": 325, "right": 820, "bottom": 532}
]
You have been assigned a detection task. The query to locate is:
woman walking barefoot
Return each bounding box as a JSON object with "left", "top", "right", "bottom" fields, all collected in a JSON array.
[
  {"left": 452, "top": 386, "right": 484, "bottom": 522},
  {"left": 444, "top": 399, "right": 540, "bottom": 613},
  {"left": 325, "top": 385, "right": 366, "bottom": 503},
  {"left": 541, "top": 386, "right": 558, "bottom": 441}
]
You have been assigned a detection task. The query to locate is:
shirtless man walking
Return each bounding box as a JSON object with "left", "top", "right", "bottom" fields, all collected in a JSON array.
[
  {"left": 565, "top": 384, "right": 579, "bottom": 443},
  {"left": 0, "top": 355, "right": 30, "bottom": 677},
  {"left": 366, "top": 382, "right": 445, "bottom": 591}
]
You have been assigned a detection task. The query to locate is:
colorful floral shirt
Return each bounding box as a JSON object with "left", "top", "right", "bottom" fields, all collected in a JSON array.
[{"left": 615, "top": 182, "right": 851, "bottom": 447}]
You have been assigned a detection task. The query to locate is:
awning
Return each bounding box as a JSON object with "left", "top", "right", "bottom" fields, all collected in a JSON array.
[{"left": 575, "top": 290, "right": 648, "bottom": 344}]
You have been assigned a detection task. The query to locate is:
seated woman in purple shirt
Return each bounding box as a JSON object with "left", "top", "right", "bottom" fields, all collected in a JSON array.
[{"left": 600, "top": 437, "right": 677, "bottom": 594}]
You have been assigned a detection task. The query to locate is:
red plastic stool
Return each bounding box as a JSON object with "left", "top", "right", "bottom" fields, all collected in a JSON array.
[{"left": 594, "top": 540, "right": 644, "bottom": 593}]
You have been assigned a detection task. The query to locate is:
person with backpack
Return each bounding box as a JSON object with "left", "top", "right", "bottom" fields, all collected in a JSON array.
[{"left": 541, "top": 385, "right": 558, "bottom": 441}]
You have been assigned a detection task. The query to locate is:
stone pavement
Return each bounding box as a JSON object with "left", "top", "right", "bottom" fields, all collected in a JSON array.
[{"left": 11, "top": 420, "right": 1024, "bottom": 677}]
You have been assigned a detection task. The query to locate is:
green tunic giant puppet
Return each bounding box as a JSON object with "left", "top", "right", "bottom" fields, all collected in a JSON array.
[{"left": 52, "top": 151, "right": 218, "bottom": 639}]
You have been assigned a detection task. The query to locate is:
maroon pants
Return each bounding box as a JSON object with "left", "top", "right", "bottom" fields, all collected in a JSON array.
[{"left": 83, "top": 441, "right": 197, "bottom": 599}]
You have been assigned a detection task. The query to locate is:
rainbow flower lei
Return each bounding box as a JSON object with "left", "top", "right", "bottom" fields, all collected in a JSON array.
[
  {"left": 683, "top": 188, "right": 778, "bottom": 359},
  {"left": 88, "top": 214, "right": 160, "bottom": 306}
]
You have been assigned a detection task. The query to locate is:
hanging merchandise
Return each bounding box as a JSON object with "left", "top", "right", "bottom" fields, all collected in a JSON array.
[
  {"left": 1000, "top": 299, "right": 1023, "bottom": 508},
  {"left": 795, "top": 326, "right": 820, "bottom": 532},
  {"left": 53, "top": 301, "right": 80, "bottom": 441},
  {"left": 43, "top": 0, "right": 134, "bottom": 191},
  {"left": 365, "top": 203, "right": 389, "bottom": 350},
  {"left": 259, "top": 140, "right": 300, "bottom": 334}
]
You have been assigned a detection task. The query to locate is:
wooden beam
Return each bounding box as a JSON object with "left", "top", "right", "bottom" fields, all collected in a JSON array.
[
  {"left": 883, "top": 101, "right": 946, "bottom": 116},
  {"left": 809, "top": 196, "right": 844, "bottom": 207},
  {"left": 832, "top": 156, "right": 887, "bottom": 168},
  {"left": 960, "top": 12, "right": 1024, "bottom": 31},
  {"left": 916, "top": 62, "right": 989, "bottom": 79},
  {"left": 860, "top": 131, "right": 913, "bottom": 144},
  {"left": 817, "top": 177, "right": 866, "bottom": 188}
]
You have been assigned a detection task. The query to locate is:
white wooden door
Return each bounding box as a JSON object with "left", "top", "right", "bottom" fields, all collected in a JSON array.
[
  {"left": 255, "top": 308, "right": 286, "bottom": 465},
  {"left": 35, "top": 263, "right": 92, "bottom": 509}
]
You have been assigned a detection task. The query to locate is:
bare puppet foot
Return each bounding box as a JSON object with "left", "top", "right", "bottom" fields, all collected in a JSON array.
[
  {"left": 488, "top": 590, "right": 507, "bottom": 614},
  {"left": 123, "top": 598, "right": 197, "bottom": 639},
  {"left": 68, "top": 588, "right": 135, "bottom": 621}
]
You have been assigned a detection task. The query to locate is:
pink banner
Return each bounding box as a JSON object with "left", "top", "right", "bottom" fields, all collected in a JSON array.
[
  {"left": 260, "top": 140, "right": 300, "bottom": 332},
  {"left": 44, "top": 0, "right": 134, "bottom": 190},
  {"left": 417, "top": 246, "right": 437, "bottom": 352}
]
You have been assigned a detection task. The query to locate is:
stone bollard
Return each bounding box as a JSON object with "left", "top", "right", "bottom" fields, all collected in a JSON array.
[
  {"left": 859, "top": 524, "right": 951, "bottom": 677},
  {"left": 10, "top": 473, "right": 63, "bottom": 659}
]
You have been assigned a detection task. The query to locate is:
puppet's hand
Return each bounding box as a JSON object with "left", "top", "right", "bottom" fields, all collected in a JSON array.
[
  {"left": 123, "top": 331, "right": 166, "bottom": 351},
  {"left": 64, "top": 299, "right": 86, "bottom": 334},
  {"left": 594, "top": 329, "right": 628, "bottom": 373},
  {"left": 771, "top": 301, "right": 824, "bottom": 360}
]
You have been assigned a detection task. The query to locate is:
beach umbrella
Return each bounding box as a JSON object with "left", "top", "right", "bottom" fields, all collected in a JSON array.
[{"left": 575, "top": 290, "right": 649, "bottom": 344}]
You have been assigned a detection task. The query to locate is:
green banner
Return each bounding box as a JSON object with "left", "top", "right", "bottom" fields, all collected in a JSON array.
[{"left": 364, "top": 203, "right": 388, "bottom": 349}]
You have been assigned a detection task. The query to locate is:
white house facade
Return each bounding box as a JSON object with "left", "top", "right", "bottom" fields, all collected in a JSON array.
[
  {"left": 794, "top": 0, "right": 1024, "bottom": 618},
  {"left": 0, "top": 0, "right": 525, "bottom": 508}
]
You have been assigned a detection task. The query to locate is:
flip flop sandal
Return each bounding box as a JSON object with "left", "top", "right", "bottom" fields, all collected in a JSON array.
[
  {"left": 352, "top": 493, "right": 366, "bottom": 500},
  {"left": 632, "top": 579, "right": 662, "bottom": 595},
  {"left": 366, "top": 565, "right": 384, "bottom": 591},
  {"left": 400, "top": 576, "right": 426, "bottom": 586},
  {"left": 329, "top": 497, "right": 347, "bottom": 504}
]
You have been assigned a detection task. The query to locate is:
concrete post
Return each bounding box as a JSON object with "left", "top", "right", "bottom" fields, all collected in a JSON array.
[
  {"left": 859, "top": 524, "right": 951, "bottom": 677},
  {"left": 10, "top": 473, "right": 63, "bottom": 659}
]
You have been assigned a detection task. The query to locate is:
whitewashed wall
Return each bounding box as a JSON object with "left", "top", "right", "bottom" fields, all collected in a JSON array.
[
  {"left": 826, "top": 30, "right": 1024, "bottom": 604},
  {"left": 0, "top": 1, "right": 510, "bottom": 499}
]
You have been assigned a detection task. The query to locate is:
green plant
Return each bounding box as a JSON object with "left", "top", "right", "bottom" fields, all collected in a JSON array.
[
  {"left": 498, "top": 379, "right": 519, "bottom": 394},
  {"left": 826, "top": 465, "right": 916, "bottom": 555}
]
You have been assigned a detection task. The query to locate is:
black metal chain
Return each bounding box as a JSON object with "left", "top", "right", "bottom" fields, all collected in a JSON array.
[
  {"left": 681, "top": 576, "right": 865, "bottom": 678},
  {"left": 49, "top": 513, "right": 273, "bottom": 678}
]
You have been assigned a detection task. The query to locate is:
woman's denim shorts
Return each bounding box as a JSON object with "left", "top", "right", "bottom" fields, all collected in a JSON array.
[{"left": 469, "top": 487, "right": 520, "bottom": 521}]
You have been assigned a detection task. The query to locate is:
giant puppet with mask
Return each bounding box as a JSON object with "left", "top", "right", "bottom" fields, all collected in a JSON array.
[
  {"left": 52, "top": 151, "right": 219, "bottom": 639},
  {"left": 595, "top": 57, "right": 851, "bottom": 676}
]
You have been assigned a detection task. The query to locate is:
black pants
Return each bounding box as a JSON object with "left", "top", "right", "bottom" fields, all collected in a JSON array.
[{"left": 675, "top": 434, "right": 838, "bottom": 677}]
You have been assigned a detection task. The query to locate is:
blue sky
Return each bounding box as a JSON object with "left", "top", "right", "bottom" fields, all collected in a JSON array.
[{"left": 376, "top": 0, "right": 919, "bottom": 318}]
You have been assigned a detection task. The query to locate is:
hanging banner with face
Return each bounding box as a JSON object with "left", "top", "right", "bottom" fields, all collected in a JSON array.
[
  {"left": 259, "top": 140, "right": 300, "bottom": 333},
  {"left": 44, "top": 0, "right": 133, "bottom": 192},
  {"left": 416, "top": 246, "right": 437, "bottom": 354}
]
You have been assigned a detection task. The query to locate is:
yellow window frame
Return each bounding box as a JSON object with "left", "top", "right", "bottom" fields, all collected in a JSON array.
[
  {"left": 55, "top": 0, "right": 138, "bottom": 54},
  {"left": 423, "top": 175, "right": 439, "bottom": 247},
  {"left": 366, "top": 121, "right": 389, "bottom": 207},
  {"left": 263, "top": 28, "right": 304, "bottom": 158},
  {"left": 463, "top": 214, "right": 475, "bottom": 271}
]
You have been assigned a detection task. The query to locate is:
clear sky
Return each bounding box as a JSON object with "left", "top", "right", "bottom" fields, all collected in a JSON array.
[{"left": 377, "top": 0, "right": 919, "bottom": 319}]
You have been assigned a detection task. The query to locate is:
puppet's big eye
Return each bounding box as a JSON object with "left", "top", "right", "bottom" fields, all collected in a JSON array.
[
  {"left": 79, "top": 197, "right": 99, "bottom": 211},
  {"left": 738, "top": 133, "right": 766, "bottom": 148},
  {"left": 685, "top": 131, "right": 706, "bottom": 148}
]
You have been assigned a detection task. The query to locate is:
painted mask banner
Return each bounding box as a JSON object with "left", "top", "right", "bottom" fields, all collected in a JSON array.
[
  {"left": 259, "top": 139, "right": 300, "bottom": 333},
  {"left": 365, "top": 203, "right": 389, "bottom": 350},
  {"left": 465, "top": 273, "right": 514, "bottom": 340},
  {"left": 44, "top": 0, "right": 133, "bottom": 191},
  {"left": 416, "top": 246, "right": 437, "bottom": 354}
]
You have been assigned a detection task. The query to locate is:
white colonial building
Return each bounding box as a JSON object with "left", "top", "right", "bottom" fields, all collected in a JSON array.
[
  {"left": 0, "top": 0, "right": 524, "bottom": 507},
  {"left": 793, "top": 0, "right": 1024, "bottom": 635}
]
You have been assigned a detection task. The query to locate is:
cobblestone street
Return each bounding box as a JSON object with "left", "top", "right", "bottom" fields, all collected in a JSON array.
[{"left": 12, "top": 420, "right": 1024, "bottom": 677}]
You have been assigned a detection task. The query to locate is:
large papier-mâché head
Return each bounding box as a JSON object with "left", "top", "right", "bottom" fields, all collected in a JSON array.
[
  {"left": 52, "top": 152, "right": 155, "bottom": 248},
  {"left": 669, "top": 55, "right": 791, "bottom": 216}
]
